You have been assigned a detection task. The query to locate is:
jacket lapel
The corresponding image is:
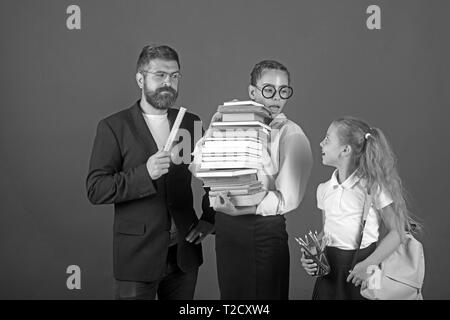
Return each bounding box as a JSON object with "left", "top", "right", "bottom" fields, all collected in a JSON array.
[
  {"left": 129, "top": 101, "right": 159, "bottom": 156},
  {"left": 129, "top": 101, "right": 182, "bottom": 156}
]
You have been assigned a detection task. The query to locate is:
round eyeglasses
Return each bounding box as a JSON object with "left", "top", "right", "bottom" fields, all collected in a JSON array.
[{"left": 255, "top": 84, "right": 293, "bottom": 100}]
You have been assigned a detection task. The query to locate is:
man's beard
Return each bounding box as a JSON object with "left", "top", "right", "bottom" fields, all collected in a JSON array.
[{"left": 144, "top": 86, "right": 178, "bottom": 110}]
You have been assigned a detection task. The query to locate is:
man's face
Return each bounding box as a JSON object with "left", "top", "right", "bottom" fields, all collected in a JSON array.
[
  {"left": 138, "top": 58, "right": 180, "bottom": 110},
  {"left": 248, "top": 69, "right": 290, "bottom": 117}
]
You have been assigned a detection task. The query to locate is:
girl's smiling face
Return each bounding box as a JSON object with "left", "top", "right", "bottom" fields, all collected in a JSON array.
[{"left": 320, "top": 123, "right": 346, "bottom": 167}]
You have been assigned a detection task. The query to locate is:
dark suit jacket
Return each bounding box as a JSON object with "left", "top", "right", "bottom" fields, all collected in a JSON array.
[{"left": 86, "top": 100, "right": 215, "bottom": 282}]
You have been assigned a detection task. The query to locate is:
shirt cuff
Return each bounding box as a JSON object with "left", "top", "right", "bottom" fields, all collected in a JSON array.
[{"left": 256, "top": 191, "right": 281, "bottom": 216}]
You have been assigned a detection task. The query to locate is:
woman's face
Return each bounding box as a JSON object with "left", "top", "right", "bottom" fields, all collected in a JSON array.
[{"left": 249, "top": 69, "right": 290, "bottom": 117}]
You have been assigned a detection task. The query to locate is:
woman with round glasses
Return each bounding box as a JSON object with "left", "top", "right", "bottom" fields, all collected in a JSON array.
[{"left": 212, "top": 60, "right": 314, "bottom": 299}]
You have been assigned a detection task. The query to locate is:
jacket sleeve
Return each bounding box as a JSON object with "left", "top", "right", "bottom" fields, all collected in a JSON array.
[
  {"left": 86, "top": 119, "right": 157, "bottom": 205},
  {"left": 200, "top": 186, "right": 215, "bottom": 225},
  {"left": 192, "top": 115, "right": 216, "bottom": 225}
]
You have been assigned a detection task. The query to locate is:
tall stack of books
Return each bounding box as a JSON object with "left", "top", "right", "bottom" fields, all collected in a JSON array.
[{"left": 195, "top": 100, "right": 272, "bottom": 207}]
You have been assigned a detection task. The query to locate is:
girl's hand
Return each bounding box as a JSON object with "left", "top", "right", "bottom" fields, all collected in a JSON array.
[
  {"left": 300, "top": 249, "right": 318, "bottom": 276},
  {"left": 346, "top": 261, "right": 370, "bottom": 287}
]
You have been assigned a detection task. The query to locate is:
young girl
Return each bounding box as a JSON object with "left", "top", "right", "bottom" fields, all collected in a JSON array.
[{"left": 301, "top": 116, "right": 420, "bottom": 300}]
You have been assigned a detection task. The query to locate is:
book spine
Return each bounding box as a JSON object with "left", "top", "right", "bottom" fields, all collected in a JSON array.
[
  {"left": 202, "top": 156, "right": 261, "bottom": 162},
  {"left": 221, "top": 114, "right": 266, "bottom": 122},
  {"left": 211, "top": 128, "right": 270, "bottom": 137},
  {"left": 200, "top": 162, "right": 262, "bottom": 169},
  {"left": 212, "top": 121, "right": 271, "bottom": 131},
  {"left": 202, "top": 148, "right": 263, "bottom": 155},
  {"left": 203, "top": 141, "right": 262, "bottom": 150}
]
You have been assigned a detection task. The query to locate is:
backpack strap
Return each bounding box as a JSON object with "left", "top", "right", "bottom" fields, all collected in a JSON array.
[{"left": 351, "top": 192, "right": 373, "bottom": 269}]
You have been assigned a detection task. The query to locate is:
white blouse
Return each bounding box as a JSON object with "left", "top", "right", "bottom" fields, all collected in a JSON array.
[
  {"left": 317, "top": 170, "right": 393, "bottom": 250},
  {"left": 255, "top": 113, "right": 313, "bottom": 216}
]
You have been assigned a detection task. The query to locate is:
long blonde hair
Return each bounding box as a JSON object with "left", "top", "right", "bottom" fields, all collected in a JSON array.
[{"left": 333, "top": 117, "right": 421, "bottom": 240}]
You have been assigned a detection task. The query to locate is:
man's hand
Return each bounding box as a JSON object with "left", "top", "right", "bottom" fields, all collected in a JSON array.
[
  {"left": 185, "top": 220, "right": 215, "bottom": 244},
  {"left": 146, "top": 150, "right": 171, "bottom": 180}
]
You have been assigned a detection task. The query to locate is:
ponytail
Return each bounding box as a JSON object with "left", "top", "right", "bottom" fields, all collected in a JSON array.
[{"left": 333, "top": 117, "right": 421, "bottom": 242}]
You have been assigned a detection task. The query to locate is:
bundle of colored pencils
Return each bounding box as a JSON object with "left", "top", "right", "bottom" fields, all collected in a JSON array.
[{"left": 295, "top": 231, "right": 331, "bottom": 276}]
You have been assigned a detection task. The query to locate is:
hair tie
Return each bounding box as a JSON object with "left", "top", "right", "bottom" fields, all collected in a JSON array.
[{"left": 365, "top": 133, "right": 372, "bottom": 140}]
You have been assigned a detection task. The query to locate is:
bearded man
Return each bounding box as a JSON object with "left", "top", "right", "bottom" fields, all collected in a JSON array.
[{"left": 86, "top": 45, "right": 215, "bottom": 300}]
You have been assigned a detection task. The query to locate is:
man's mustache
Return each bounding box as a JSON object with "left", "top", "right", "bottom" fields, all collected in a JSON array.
[{"left": 156, "top": 87, "right": 177, "bottom": 95}]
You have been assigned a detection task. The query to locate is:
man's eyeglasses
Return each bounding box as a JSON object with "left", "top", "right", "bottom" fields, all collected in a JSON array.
[
  {"left": 142, "top": 70, "right": 182, "bottom": 82},
  {"left": 255, "top": 84, "right": 293, "bottom": 100}
]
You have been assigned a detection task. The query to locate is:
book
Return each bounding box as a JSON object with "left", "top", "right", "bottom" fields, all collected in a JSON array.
[
  {"left": 211, "top": 121, "right": 271, "bottom": 131},
  {"left": 200, "top": 173, "right": 257, "bottom": 186},
  {"left": 204, "top": 181, "right": 260, "bottom": 188},
  {"left": 223, "top": 100, "right": 265, "bottom": 107},
  {"left": 211, "top": 128, "right": 269, "bottom": 139},
  {"left": 209, "top": 188, "right": 262, "bottom": 196},
  {"left": 231, "top": 191, "right": 266, "bottom": 206},
  {"left": 202, "top": 147, "right": 263, "bottom": 155},
  {"left": 205, "top": 137, "right": 262, "bottom": 143},
  {"left": 203, "top": 152, "right": 261, "bottom": 159},
  {"left": 209, "top": 181, "right": 262, "bottom": 191},
  {"left": 218, "top": 105, "right": 271, "bottom": 117},
  {"left": 202, "top": 156, "right": 261, "bottom": 162},
  {"left": 196, "top": 169, "right": 257, "bottom": 178},
  {"left": 200, "top": 161, "right": 262, "bottom": 169},
  {"left": 222, "top": 113, "right": 267, "bottom": 123},
  {"left": 203, "top": 140, "right": 262, "bottom": 150},
  {"left": 202, "top": 151, "right": 262, "bottom": 157},
  {"left": 209, "top": 190, "right": 266, "bottom": 207},
  {"left": 201, "top": 173, "right": 258, "bottom": 186}
]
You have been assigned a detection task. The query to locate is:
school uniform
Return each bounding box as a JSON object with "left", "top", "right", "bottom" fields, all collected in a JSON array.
[{"left": 312, "top": 169, "right": 393, "bottom": 300}]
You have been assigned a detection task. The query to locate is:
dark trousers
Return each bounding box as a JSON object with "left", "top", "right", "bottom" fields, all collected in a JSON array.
[
  {"left": 114, "top": 245, "right": 198, "bottom": 300},
  {"left": 216, "top": 212, "right": 289, "bottom": 300},
  {"left": 312, "top": 243, "right": 377, "bottom": 300}
]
